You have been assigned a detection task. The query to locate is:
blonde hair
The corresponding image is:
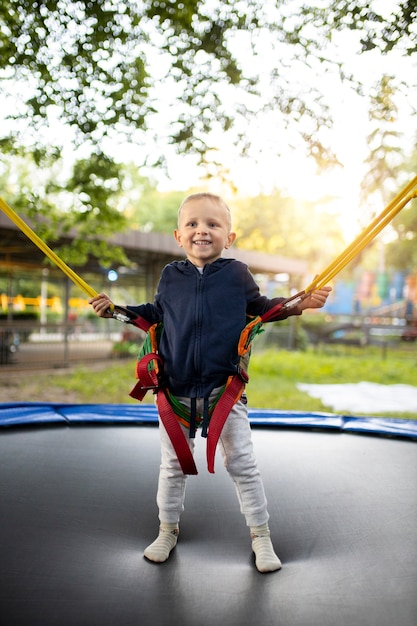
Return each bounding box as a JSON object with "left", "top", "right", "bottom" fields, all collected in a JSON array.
[{"left": 178, "top": 192, "right": 232, "bottom": 229}]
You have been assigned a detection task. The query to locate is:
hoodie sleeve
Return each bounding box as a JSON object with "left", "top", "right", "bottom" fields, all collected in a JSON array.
[
  {"left": 244, "top": 266, "right": 298, "bottom": 320},
  {"left": 125, "top": 270, "right": 166, "bottom": 324}
]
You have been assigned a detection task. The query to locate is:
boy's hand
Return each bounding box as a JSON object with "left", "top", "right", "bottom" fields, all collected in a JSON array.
[
  {"left": 297, "top": 285, "right": 332, "bottom": 312},
  {"left": 88, "top": 292, "right": 114, "bottom": 318}
]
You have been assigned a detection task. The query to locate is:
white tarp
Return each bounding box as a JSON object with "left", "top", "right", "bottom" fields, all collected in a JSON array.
[{"left": 297, "top": 381, "right": 417, "bottom": 413}]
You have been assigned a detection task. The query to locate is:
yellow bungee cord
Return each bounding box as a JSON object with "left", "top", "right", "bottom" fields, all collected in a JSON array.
[
  {"left": 0, "top": 197, "right": 98, "bottom": 299},
  {"left": 269, "top": 174, "right": 417, "bottom": 315},
  {"left": 304, "top": 174, "right": 417, "bottom": 294},
  {"left": 0, "top": 197, "right": 131, "bottom": 321}
]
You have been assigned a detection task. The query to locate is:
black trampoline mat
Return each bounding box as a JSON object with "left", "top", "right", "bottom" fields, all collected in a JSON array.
[{"left": 0, "top": 425, "right": 416, "bottom": 626}]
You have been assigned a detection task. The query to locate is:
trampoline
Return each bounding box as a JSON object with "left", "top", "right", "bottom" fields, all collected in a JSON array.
[{"left": 0, "top": 403, "right": 416, "bottom": 626}]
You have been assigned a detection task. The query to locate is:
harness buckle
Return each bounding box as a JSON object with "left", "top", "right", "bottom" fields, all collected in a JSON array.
[{"left": 238, "top": 366, "right": 249, "bottom": 383}]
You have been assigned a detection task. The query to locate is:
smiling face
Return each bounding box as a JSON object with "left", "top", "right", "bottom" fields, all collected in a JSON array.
[{"left": 174, "top": 195, "right": 236, "bottom": 268}]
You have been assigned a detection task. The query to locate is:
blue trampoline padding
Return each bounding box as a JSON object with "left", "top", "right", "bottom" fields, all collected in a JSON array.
[
  {"left": 0, "top": 402, "right": 416, "bottom": 439},
  {"left": 0, "top": 402, "right": 158, "bottom": 427},
  {"left": 342, "top": 416, "right": 417, "bottom": 438},
  {"left": 0, "top": 403, "right": 69, "bottom": 427},
  {"left": 249, "top": 409, "right": 343, "bottom": 430}
]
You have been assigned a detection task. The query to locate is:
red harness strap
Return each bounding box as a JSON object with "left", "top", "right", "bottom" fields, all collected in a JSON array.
[
  {"left": 259, "top": 301, "right": 285, "bottom": 323},
  {"left": 129, "top": 352, "right": 161, "bottom": 401},
  {"left": 205, "top": 374, "right": 246, "bottom": 474},
  {"left": 203, "top": 300, "right": 290, "bottom": 473},
  {"left": 129, "top": 342, "right": 198, "bottom": 475},
  {"left": 156, "top": 389, "right": 198, "bottom": 475}
]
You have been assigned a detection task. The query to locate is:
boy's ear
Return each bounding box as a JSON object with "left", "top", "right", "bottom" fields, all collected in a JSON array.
[
  {"left": 174, "top": 229, "right": 183, "bottom": 247},
  {"left": 225, "top": 231, "right": 237, "bottom": 249}
]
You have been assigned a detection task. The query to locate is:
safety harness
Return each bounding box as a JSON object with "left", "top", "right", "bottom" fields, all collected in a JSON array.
[{"left": 128, "top": 301, "right": 289, "bottom": 475}]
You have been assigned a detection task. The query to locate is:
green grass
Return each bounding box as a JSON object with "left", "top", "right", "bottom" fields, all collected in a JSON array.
[
  {"left": 247, "top": 348, "right": 417, "bottom": 418},
  {"left": 32, "top": 345, "right": 417, "bottom": 420}
]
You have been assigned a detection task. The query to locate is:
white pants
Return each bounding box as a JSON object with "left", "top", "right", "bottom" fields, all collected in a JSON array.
[{"left": 156, "top": 392, "right": 270, "bottom": 528}]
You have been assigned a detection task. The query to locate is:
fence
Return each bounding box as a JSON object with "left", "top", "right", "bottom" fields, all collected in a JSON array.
[
  {"left": 0, "top": 320, "right": 145, "bottom": 370},
  {"left": 1, "top": 314, "right": 415, "bottom": 372}
]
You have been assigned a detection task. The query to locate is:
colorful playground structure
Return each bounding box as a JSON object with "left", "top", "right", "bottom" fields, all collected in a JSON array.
[{"left": 0, "top": 294, "right": 90, "bottom": 315}]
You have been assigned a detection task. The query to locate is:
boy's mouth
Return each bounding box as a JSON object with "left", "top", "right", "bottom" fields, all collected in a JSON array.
[{"left": 193, "top": 240, "right": 211, "bottom": 246}]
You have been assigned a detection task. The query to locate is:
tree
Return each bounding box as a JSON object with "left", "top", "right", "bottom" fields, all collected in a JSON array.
[
  {"left": 1, "top": 1, "right": 415, "bottom": 165},
  {"left": 0, "top": 1, "right": 415, "bottom": 264},
  {"left": 360, "top": 76, "right": 404, "bottom": 207},
  {"left": 385, "top": 201, "right": 417, "bottom": 271},
  {"left": 232, "top": 190, "right": 345, "bottom": 273},
  {"left": 385, "top": 150, "right": 417, "bottom": 271},
  {"left": 120, "top": 164, "right": 185, "bottom": 234},
  {"left": 323, "top": 0, "right": 417, "bottom": 56},
  {"left": 357, "top": 74, "right": 416, "bottom": 276},
  {"left": 0, "top": 149, "right": 130, "bottom": 266}
]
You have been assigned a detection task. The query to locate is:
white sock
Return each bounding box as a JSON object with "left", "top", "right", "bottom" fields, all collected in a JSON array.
[
  {"left": 144, "top": 522, "right": 179, "bottom": 563},
  {"left": 250, "top": 524, "right": 282, "bottom": 573}
]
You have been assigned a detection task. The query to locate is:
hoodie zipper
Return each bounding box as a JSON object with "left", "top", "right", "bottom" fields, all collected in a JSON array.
[{"left": 194, "top": 268, "right": 204, "bottom": 397}]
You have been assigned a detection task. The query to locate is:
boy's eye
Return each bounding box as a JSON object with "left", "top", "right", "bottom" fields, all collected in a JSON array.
[{"left": 186, "top": 221, "right": 218, "bottom": 228}]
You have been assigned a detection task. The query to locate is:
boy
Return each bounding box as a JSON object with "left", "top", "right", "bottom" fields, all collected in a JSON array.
[{"left": 89, "top": 192, "right": 331, "bottom": 572}]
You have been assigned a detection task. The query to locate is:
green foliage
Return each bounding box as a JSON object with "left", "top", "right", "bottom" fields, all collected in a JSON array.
[
  {"left": 0, "top": 310, "right": 38, "bottom": 321},
  {"left": 382, "top": 149, "right": 417, "bottom": 271},
  {"left": 0, "top": 149, "right": 130, "bottom": 266},
  {"left": 354, "top": 75, "right": 416, "bottom": 275},
  {"left": 323, "top": 1, "right": 417, "bottom": 56},
  {"left": 360, "top": 75, "right": 404, "bottom": 209},
  {"left": 60, "top": 152, "right": 129, "bottom": 265},
  {"left": 111, "top": 340, "right": 141, "bottom": 357},
  {"left": 233, "top": 190, "right": 345, "bottom": 269},
  {"left": 1, "top": 0, "right": 414, "bottom": 167},
  {"left": 0, "top": 0, "right": 254, "bottom": 160},
  {"left": 1, "top": 1, "right": 415, "bottom": 269},
  {"left": 121, "top": 164, "right": 184, "bottom": 233},
  {"left": 1, "top": 0, "right": 149, "bottom": 145},
  {"left": 385, "top": 199, "right": 417, "bottom": 270}
]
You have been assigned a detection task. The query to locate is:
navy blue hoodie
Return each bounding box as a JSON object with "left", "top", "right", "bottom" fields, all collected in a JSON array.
[{"left": 128, "top": 258, "right": 296, "bottom": 398}]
